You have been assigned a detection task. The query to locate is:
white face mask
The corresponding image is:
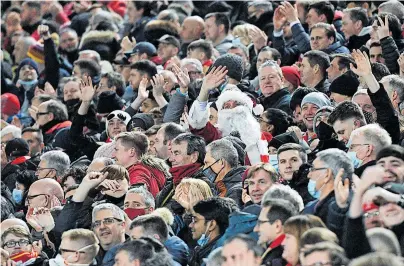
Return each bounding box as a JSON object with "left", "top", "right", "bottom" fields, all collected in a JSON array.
[{"left": 50, "top": 245, "right": 94, "bottom": 266}]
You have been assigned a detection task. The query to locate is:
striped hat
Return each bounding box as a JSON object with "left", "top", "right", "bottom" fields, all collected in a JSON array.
[{"left": 27, "top": 43, "right": 44, "bottom": 64}]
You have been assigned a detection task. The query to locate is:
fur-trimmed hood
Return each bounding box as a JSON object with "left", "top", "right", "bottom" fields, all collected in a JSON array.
[
  {"left": 144, "top": 20, "right": 180, "bottom": 47},
  {"left": 140, "top": 154, "right": 172, "bottom": 178},
  {"left": 79, "top": 30, "right": 120, "bottom": 62},
  {"left": 79, "top": 30, "right": 118, "bottom": 49}
]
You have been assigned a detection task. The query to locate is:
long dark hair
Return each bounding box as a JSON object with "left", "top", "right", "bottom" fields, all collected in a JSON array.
[{"left": 262, "top": 108, "right": 294, "bottom": 136}]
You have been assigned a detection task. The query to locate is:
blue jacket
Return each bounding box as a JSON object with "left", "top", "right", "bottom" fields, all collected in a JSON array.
[
  {"left": 213, "top": 211, "right": 258, "bottom": 249},
  {"left": 323, "top": 41, "right": 350, "bottom": 55},
  {"left": 165, "top": 236, "right": 190, "bottom": 266}
]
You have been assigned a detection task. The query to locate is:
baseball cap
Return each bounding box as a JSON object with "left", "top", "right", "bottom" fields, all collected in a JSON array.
[
  {"left": 124, "top": 42, "right": 157, "bottom": 58},
  {"left": 157, "top": 34, "right": 180, "bottom": 49}
]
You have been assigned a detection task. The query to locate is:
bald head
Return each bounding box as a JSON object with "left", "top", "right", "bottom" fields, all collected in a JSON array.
[
  {"left": 13, "top": 37, "right": 36, "bottom": 65},
  {"left": 1, "top": 219, "right": 30, "bottom": 236},
  {"left": 28, "top": 179, "right": 64, "bottom": 208},
  {"left": 180, "top": 16, "right": 205, "bottom": 42}
]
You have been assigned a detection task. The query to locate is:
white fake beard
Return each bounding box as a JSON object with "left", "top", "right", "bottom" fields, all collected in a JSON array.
[{"left": 218, "top": 106, "right": 261, "bottom": 147}]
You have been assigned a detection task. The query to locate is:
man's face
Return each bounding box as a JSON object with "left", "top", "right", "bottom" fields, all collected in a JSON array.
[
  {"left": 222, "top": 239, "right": 261, "bottom": 266},
  {"left": 154, "top": 128, "right": 169, "bottom": 160},
  {"left": 348, "top": 133, "right": 370, "bottom": 164},
  {"left": 259, "top": 66, "right": 283, "bottom": 97},
  {"left": 20, "top": 3, "right": 32, "bottom": 26},
  {"left": 254, "top": 207, "right": 276, "bottom": 245},
  {"left": 306, "top": 9, "right": 323, "bottom": 29},
  {"left": 301, "top": 103, "right": 319, "bottom": 131},
  {"left": 60, "top": 31, "right": 78, "bottom": 52},
  {"left": 72, "top": 65, "right": 82, "bottom": 79},
  {"left": 310, "top": 28, "right": 333, "bottom": 51},
  {"left": 62, "top": 176, "right": 76, "bottom": 192},
  {"left": 22, "top": 131, "right": 43, "bottom": 157},
  {"left": 59, "top": 237, "right": 88, "bottom": 262},
  {"left": 107, "top": 118, "right": 127, "bottom": 139},
  {"left": 293, "top": 105, "right": 303, "bottom": 124},
  {"left": 63, "top": 81, "right": 81, "bottom": 101},
  {"left": 330, "top": 92, "right": 350, "bottom": 104},
  {"left": 36, "top": 102, "right": 52, "bottom": 127},
  {"left": 180, "top": 19, "right": 196, "bottom": 42},
  {"left": 204, "top": 16, "right": 220, "bottom": 43},
  {"left": 19, "top": 64, "right": 37, "bottom": 82},
  {"left": 97, "top": 77, "right": 113, "bottom": 96},
  {"left": 113, "top": 140, "right": 132, "bottom": 168},
  {"left": 139, "top": 99, "right": 157, "bottom": 114},
  {"left": 3, "top": 233, "right": 33, "bottom": 256},
  {"left": 327, "top": 57, "right": 346, "bottom": 82},
  {"left": 352, "top": 94, "right": 376, "bottom": 114},
  {"left": 342, "top": 14, "right": 356, "bottom": 39},
  {"left": 307, "top": 158, "right": 328, "bottom": 191},
  {"left": 333, "top": 118, "right": 357, "bottom": 145},
  {"left": 379, "top": 203, "right": 404, "bottom": 228},
  {"left": 377, "top": 156, "right": 404, "bottom": 183},
  {"left": 204, "top": 151, "right": 223, "bottom": 174},
  {"left": 129, "top": 226, "right": 146, "bottom": 240},
  {"left": 158, "top": 43, "right": 177, "bottom": 62},
  {"left": 246, "top": 169, "right": 274, "bottom": 204},
  {"left": 129, "top": 69, "right": 143, "bottom": 91},
  {"left": 363, "top": 209, "right": 382, "bottom": 229},
  {"left": 148, "top": 134, "right": 157, "bottom": 155},
  {"left": 183, "top": 64, "right": 203, "bottom": 82},
  {"left": 369, "top": 45, "right": 385, "bottom": 64},
  {"left": 278, "top": 150, "right": 303, "bottom": 181},
  {"left": 26, "top": 185, "right": 48, "bottom": 208},
  {"left": 126, "top": 0, "right": 142, "bottom": 23},
  {"left": 303, "top": 251, "right": 331, "bottom": 266},
  {"left": 300, "top": 57, "right": 315, "bottom": 86},
  {"left": 36, "top": 159, "right": 56, "bottom": 179},
  {"left": 93, "top": 209, "right": 124, "bottom": 248},
  {"left": 257, "top": 51, "right": 274, "bottom": 70},
  {"left": 124, "top": 193, "right": 149, "bottom": 210},
  {"left": 169, "top": 141, "right": 195, "bottom": 167},
  {"left": 189, "top": 212, "right": 208, "bottom": 240},
  {"left": 114, "top": 250, "right": 134, "bottom": 266}
]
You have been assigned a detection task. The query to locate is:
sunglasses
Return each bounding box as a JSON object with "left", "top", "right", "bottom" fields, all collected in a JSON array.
[{"left": 107, "top": 113, "right": 127, "bottom": 121}]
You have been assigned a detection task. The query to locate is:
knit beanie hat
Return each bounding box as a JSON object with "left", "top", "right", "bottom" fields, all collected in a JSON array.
[
  {"left": 281, "top": 66, "right": 301, "bottom": 88},
  {"left": 27, "top": 43, "right": 45, "bottom": 64},
  {"left": 127, "top": 113, "right": 155, "bottom": 132},
  {"left": 97, "top": 91, "right": 124, "bottom": 114},
  {"left": 5, "top": 138, "right": 29, "bottom": 158},
  {"left": 1, "top": 93, "right": 21, "bottom": 116},
  {"left": 211, "top": 54, "right": 244, "bottom": 82},
  {"left": 329, "top": 70, "right": 359, "bottom": 97},
  {"left": 17, "top": 58, "right": 39, "bottom": 76},
  {"left": 301, "top": 92, "right": 331, "bottom": 109},
  {"left": 94, "top": 142, "right": 116, "bottom": 159}
]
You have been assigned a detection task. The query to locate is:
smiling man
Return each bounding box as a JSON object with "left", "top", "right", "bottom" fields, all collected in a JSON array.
[
  {"left": 376, "top": 145, "right": 404, "bottom": 184},
  {"left": 244, "top": 163, "right": 277, "bottom": 204}
]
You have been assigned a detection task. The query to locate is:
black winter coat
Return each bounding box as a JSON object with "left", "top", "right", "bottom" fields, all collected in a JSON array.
[{"left": 288, "top": 164, "right": 315, "bottom": 205}]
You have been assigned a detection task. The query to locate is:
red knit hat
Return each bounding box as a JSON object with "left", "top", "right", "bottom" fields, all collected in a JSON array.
[
  {"left": 1, "top": 93, "right": 21, "bottom": 116},
  {"left": 281, "top": 66, "right": 301, "bottom": 88}
]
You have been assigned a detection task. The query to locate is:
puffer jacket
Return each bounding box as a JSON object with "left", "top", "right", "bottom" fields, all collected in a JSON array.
[
  {"left": 380, "top": 36, "right": 404, "bottom": 74},
  {"left": 165, "top": 236, "right": 190, "bottom": 266},
  {"left": 217, "top": 166, "right": 246, "bottom": 208}
]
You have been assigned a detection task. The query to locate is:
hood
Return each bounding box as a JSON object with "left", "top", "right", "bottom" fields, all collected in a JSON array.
[
  {"left": 79, "top": 30, "right": 117, "bottom": 48},
  {"left": 359, "top": 26, "right": 372, "bottom": 37},
  {"left": 169, "top": 163, "right": 202, "bottom": 186},
  {"left": 164, "top": 236, "right": 190, "bottom": 265},
  {"left": 223, "top": 166, "right": 247, "bottom": 184},
  {"left": 144, "top": 20, "right": 180, "bottom": 47}
]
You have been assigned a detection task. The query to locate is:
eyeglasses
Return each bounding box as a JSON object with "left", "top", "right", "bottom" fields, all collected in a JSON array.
[
  {"left": 348, "top": 144, "right": 370, "bottom": 151},
  {"left": 92, "top": 217, "right": 122, "bottom": 229},
  {"left": 59, "top": 248, "right": 86, "bottom": 255},
  {"left": 256, "top": 219, "right": 271, "bottom": 227},
  {"left": 190, "top": 216, "right": 207, "bottom": 224},
  {"left": 36, "top": 112, "right": 50, "bottom": 119},
  {"left": 36, "top": 167, "right": 55, "bottom": 173},
  {"left": 309, "top": 167, "right": 328, "bottom": 172},
  {"left": 3, "top": 239, "right": 31, "bottom": 248},
  {"left": 26, "top": 194, "right": 47, "bottom": 205},
  {"left": 364, "top": 211, "right": 380, "bottom": 218},
  {"left": 257, "top": 117, "right": 270, "bottom": 124}
]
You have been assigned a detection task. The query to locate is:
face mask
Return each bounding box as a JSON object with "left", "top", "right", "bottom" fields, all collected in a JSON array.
[
  {"left": 315, "top": 121, "right": 335, "bottom": 141},
  {"left": 124, "top": 208, "right": 146, "bottom": 220},
  {"left": 347, "top": 151, "right": 363, "bottom": 168},
  {"left": 18, "top": 79, "right": 37, "bottom": 90},
  {"left": 307, "top": 179, "right": 321, "bottom": 199},
  {"left": 363, "top": 110, "right": 376, "bottom": 124},
  {"left": 232, "top": 38, "right": 242, "bottom": 45},
  {"left": 197, "top": 221, "right": 211, "bottom": 247},
  {"left": 202, "top": 159, "right": 222, "bottom": 183},
  {"left": 65, "top": 98, "right": 81, "bottom": 107},
  {"left": 269, "top": 154, "right": 279, "bottom": 173},
  {"left": 12, "top": 189, "right": 23, "bottom": 204}
]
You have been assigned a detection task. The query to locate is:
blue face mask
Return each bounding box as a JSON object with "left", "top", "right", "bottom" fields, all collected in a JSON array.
[
  {"left": 307, "top": 179, "right": 320, "bottom": 199},
  {"left": 12, "top": 189, "right": 23, "bottom": 204},
  {"left": 202, "top": 159, "right": 223, "bottom": 183},
  {"left": 232, "top": 38, "right": 242, "bottom": 45},
  {"left": 269, "top": 154, "right": 279, "bottom": 173},
  {"left": 347, "top": 151, "right": 362, "bottom": 168},
  {"left": 219, "top": 77, "right": 229, "bottom": 92},
  {"left": 197, "top": 221, "right": 211, "bottom": 247},
  {"left": 18, "top": 79, "right": 37, "bottom": 90}
]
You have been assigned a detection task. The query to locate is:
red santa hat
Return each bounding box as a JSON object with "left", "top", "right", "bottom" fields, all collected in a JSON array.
[{"left": 216, "top": 88, "right": 254, "bottom": 112}]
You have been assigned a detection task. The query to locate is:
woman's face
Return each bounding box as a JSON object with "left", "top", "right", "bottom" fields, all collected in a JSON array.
[
  {"left": 209, "top": 107, "right": 218, "bottom": 126},
  {"left": 282, "top": 233, "right": 299, "bottom": 266}
]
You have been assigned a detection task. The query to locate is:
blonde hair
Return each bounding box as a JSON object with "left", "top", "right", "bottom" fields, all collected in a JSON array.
[
  {"left": 62, "top": 229, "right": 99, "bottom": 259},
  {"left": 232, "top": 24, "right": 258, "bottom": 47},
  {"left": 101, "top": 165, "right": 129, "bottom": 182},
  {"left": 246, "top": 162, "right": 279, "bottom": 183},
  {"left": 174, "top": 178, "right": 213, "bottom": 208},
  {"left": 284, "top": 215, "right": 318, "bottom": 248}
]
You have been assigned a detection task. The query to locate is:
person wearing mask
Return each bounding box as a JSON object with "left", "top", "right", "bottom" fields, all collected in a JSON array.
[
  {"left": 36, "top": 150, "right": 70, "bottom": 181},
  {"left": 124, "top": 187, "right": 155, "bottom": 221},
  {"left": 189, "top": 197, "right": 233, "bottom": 266},
  {"left": 204, "top": 13, "right": 233, "bottom": 56}
]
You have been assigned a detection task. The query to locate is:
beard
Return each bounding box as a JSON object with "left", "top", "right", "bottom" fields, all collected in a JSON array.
[{"left": 218, "top": 106, "right": 261, "bottom": 148}]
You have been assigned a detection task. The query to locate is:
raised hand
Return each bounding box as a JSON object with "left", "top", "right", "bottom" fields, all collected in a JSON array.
[
  {"left": 151, "top": 74, "right": 167, "bottom": 97},
  {"left": 172, "top": 64, "right": 190, "bottom": 90},
  {"left": 334, "top": 169, "right": 350, "bottom": 208},
  {"left": 10, "top": 116, "right": 22, "bottom": 129},
  {"left": 350, "top": 49, "right": 372, "bottom": 77},
  {"left": 81, "top": 171, "right": 109, "bottom": 189},
  {"left": 248, "top": 26, "right": 268, "bottom": 51},
  {"left": 137, "top": 77, "right": 150, "bottom": 101},
  {"left": 273, "top": 7, "right": 287, "bottom": 31},
  {"left": 201, "top": 66, "right": 228, "bottom": 93},
  {"left": 398, "top": 53, "right": 404, "bottom": 77},
  {"left": 279, "top": 2, "right": 299, "bottom": 23},
  {"left": 80, "top": 75, "right": 97, "bottom": 102},
  {"left": 37, "top": 24, "right": 50, "bottom": 40},
  {"left": 376, "top": 16, "right": 390, "bottom": 40},
  {"left": 287, "top": 126, "right": 303, "bottom": 141},
  {"left": 97, "top": 179, "right": 122, "bottom": 193},
  {"left": 26, "top": 207, "right": 55, "bottom": 232},
  {"left": 121, "top": 36, "right": 136, "bottom": 52}
]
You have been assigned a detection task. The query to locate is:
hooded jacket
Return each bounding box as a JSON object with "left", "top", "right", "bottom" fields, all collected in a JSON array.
[
  {"left": 165, "top": 236, "right": 190, "bottom": 266},
  {"left": 127, "top": 155, "right": 170, "bottom": 197},
  {"left": 80, "top": 30, "right": 120, "bottom": 62},
  {"left": 217, "top": 166, "right": 246, "bottom": 208},
  {"left": 346, "top": 26, "right": 372, "bottom": 51}
]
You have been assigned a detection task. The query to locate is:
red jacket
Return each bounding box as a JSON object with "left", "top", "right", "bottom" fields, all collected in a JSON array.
[{"left": 127, "top": 163, "right": 167, "bottom": 197}]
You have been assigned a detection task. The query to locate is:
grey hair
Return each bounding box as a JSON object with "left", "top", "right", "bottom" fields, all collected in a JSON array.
[
  {"left": 367, "top": 227, "right": 402, "bottom": 256},
  {"left": 207, "top": 139, "right": 238, "bottom": 168},
  {"left": 1, "top": 125, "right": 22, "bottom": 138},
  {"left": 379, "top": 0, "right": 404, "bottom": 21},
  {"left": 381, "top": 74, "right": 404, "bottom": 101},
  {"left": 262, "top": 184, "right": 304, "bottom": 212},
  {"left": 349, "top": 124, "right": 392, "bottom": 156},
  {"left": 316, "top": 148, "right": 353, "bottom": 180},
  {"left": 92, "top": 203, "right": 125, "bottom": 223},
  {"left": 78, "top": 50, "right": 101, "bottom": 64},
  {"left": 205, "top": 247, "right": 223, "bottom": 266},
  {"left": 127, "top": 187, "right": 156, "bottom": 209},
  {"left": 248, "top": 1, "right": 273, "bottom": 12},
  {"left": 40, "top": 150, "right": 70, "bottom": 177},
  {"left": 180, "top": 58, "right": 203, "bottom": 73},
  {"left": 45, "top": 100, "right": 68, "bottom": 121},
  {"left": 259, "top": 60, "right": 283, "bottom": 78}
]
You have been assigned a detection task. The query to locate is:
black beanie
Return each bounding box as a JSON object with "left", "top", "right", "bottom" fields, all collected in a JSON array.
[
  {"left": 127, "top": 113, "right": 155, "bottom": 132},
  {"left": 329, "top": 70, "right": 360, "bottom": 97},
  {"left": 97, "top": 91, "right": 124, "bottom": 114},
  {"left": 211, "top": 54, "right": 244, "bottom": 82},
  {"left": 376, "top": 144, "right": 404, "bottom": 162},
  {"left": 5, "top": 138, "right": 30, "bottom": 158},
  {"left": 267, "top": 132, "right": 300, "bottom": 149}
]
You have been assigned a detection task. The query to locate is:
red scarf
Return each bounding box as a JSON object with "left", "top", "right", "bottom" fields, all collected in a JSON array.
[
  {"left": 45, "top": 121, "right": 72, "bottom": 134},
  {"left": 170, "top": 163, "right": 202, "bottom": 186},
  {"left": 10, "top": 251, "right": 38, "bottom": 264},
  {"left": 262, "top": 234, "right": 285, "bottom": 259},
  {"left": 11, "top": 156, "right": 31, "bottom": 165}
]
